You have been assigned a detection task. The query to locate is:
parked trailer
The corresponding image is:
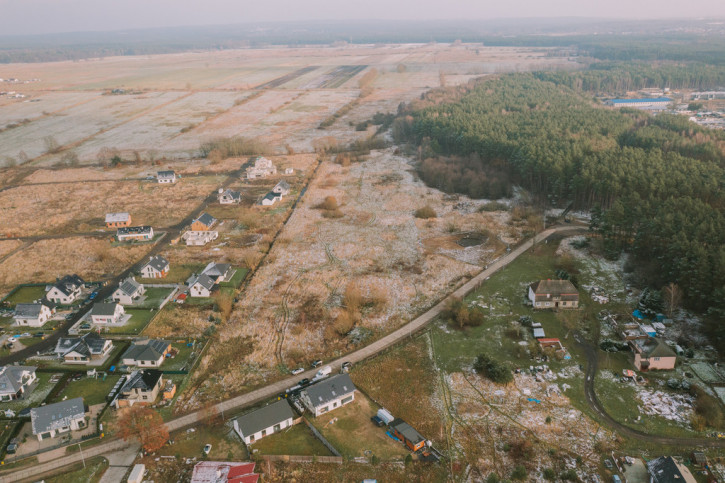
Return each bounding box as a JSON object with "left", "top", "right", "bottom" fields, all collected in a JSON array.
[
  {"left": 315, "top": 366, "right": 332, "bottom": 378},
  {"left": 377, "top": 408, "right": 394, "bottom": 425}
]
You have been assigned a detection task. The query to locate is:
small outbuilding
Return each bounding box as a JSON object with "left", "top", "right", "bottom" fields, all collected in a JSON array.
[
  {"left": 233, "top": 400, "right": 295, "bottom": 445},
  {"left": 390, "top": 418, "right": 426, "bottom": 452}
]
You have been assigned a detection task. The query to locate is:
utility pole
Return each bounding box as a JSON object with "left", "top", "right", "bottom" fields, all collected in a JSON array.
[{"left": 78, "top": 442, "right": 86, "bottom": 468}]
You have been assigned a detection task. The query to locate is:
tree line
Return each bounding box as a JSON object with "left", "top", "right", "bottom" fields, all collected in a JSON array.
[{"left": 397, "top": 72, "right": 725, "bottom": 316}]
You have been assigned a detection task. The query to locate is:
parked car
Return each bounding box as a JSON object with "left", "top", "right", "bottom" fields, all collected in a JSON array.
[
  {"left": 80, "top": 323, "right": 91, "bottom": 330},
  {"left": 6, "top": 442, "right": 17, "bottom": 454},
  {"left": 89, "top": 291, "right": 98, "bottom": 300},
  {"left": 203, "top": 444, "right": 212, "bottom": 455},
  {"left": 298, "top": 378, "right": 310, "bottom": 386},
  {"left": 370, "top": 415, "right": 385, "bottom": 427},
  {"left": 17, "top": 408, "right": 31, "bottom": 418},
  {"left": 291, "top": 367, "right": 304, "bottom": 375},
  {"left": 341, "top": 361, "right": 352, "bottom": 372},
  {"left": 33, "top": 332, "right": 44, "bottom": 338},
  {"left": 311, "top": 360, "right": 323, "bottom": 368}
]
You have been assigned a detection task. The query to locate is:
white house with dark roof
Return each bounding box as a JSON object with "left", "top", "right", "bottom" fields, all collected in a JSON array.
[
  {"left": 54, "top": 333, "right": 113, "bottom": 364},
  {"left": 112, "top": 278, "right": 145, "bottom": 305},
  {"left": 113, "top": 369, "right": 163, "bottom": 408},
  {"left": 188, "top": 274, "right": 215, "bottom": 297},
  {"left": 13, "top": 302, "right": 53, "bottom": 327},
  {"left": 260, "top": 191, "right": 282, "bottom": 206},
  {"left": 300, "top": 373, "right": 356, "bottom": 417},
  {"left": 0, "top": 366, "right": 37, "bottom": 402},
  {"left": 528, "top": 279, "right": 579, "bottom": 309},
  {"left": 117, "top": 226, "right": 154, "bottom": 242},
  {"left": 31, "top": 397, "right": 87, "bottom": 441},
  {"left": 46, "top": 275, "right": 84, "bottom": 305},
  {"left": 157, "top": 170, "right": 177, "bottom": 183},
  {"left": 647, "top": 456, "right": 697, "bottom": 483},
  {"left": 218, "top": 189, "right": 241, "bottom": 205},
  {"left": 140, "top": 255, "right": 169, "bottom": 279},
  {"left": 233, "top": 400, "right": 295, "bottom": 445},
  {"left": 90, "top": 302, "right": 125, "bottom": 325},
  {"left": 122, "top": 339, "right": 171, "bottom": 368},
  {"left": 201, "top": 262, "right": 232, "bottom": 282}
]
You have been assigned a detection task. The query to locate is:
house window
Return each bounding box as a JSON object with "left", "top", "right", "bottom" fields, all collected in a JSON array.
[
  {"left": 142, "top": 395, "right": 148, "bottom": 400},
  {"left": 261, "top": 429, "right": 266, "bottom": 437},
  {"left": 273, "top": 424, "right": 281, "bottom": 432},
  {"left": 341, "top": 396, "right": 353, "bottom": 404},
  {"left": 319, "top": 406, "right": 328, "bottom": 414},
  {"left": 249, "top": 435, "right": 255, "bottom": 442},
  {"left": 653, "top": 357, "right": 660, "bottom": 361},
  {"left": 545, "top": 302, "right": 550, "bottom": 307}
]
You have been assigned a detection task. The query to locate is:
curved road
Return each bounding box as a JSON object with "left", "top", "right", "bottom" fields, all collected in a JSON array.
[{"left": 3, "top": 224, "right": 722, "bottom": 481}]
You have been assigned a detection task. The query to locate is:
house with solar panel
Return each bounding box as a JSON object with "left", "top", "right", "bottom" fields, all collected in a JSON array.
[
  {"left": 157, "top": 170, "right": 177, "bottom": 183},
  {"left": 46, "top": 274, "right": 84, "bottom": 305},
  {"left": 122, "top": 339, "right": 171, "bottom": 368},
  {"left": 30, "top": 397, "right": 87, "bottom": 441},
  {"left": 0, "top": 366, "right": 37, "bottom": 402},
  {"left": 112, "top": 277, "right": 145, "bottom": 305},
  {"left": 54, "top": 333, "right": 114, "bottom": 364},
  {"left": 300, "top": 373, "right": 356, "bottom": 417}
]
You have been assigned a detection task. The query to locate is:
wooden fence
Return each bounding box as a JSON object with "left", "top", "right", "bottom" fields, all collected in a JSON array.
[{"left": 261, "top": 455, "right": 343, "bottom": 464}]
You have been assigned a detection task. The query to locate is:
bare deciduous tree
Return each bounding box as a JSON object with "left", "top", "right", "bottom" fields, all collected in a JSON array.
[{"left": 662, "top": 282, "right": 682, "bottom": 318}]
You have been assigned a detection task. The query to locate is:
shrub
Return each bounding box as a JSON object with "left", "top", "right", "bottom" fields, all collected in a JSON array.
[
  {"left": 691, "top": 385, "right": 724, "bottom": 429},
  {"left": 511, "top": 465, "right": 527, "bottom": 481},
  {"left": 414, "top": 205, "right": 437, "bottom": 219},
  {"left": 317, "top": 196, "right": 339, "bottom": 211},
  {"left": 474, "top": 354, "right": 513, "bottom": 384},
  {"left": 479, "top": 201, "right": 509, "bottom": 212},
  {"left": 543, "top": 468, "right": 556, "bottom": 480},
  {"left": 442, "top": 297, "right": 484, "bottom": 329},
  {"left": 560, "top": 469, "right": 579, "bottom": 481}
]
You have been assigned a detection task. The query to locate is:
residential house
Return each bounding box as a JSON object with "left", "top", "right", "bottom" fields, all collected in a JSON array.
[
  {"left": 201, "top": 262, "right": 232, "bottom": 282},
  {"left": 140, "top": 255, "right": 169, "bottom": 279},
  {"left": 122, "top": 339, "right": 171, "bottom": 368},
  {"left": 46, "top": 274, "right": 84, "bottom": 305},
  {"left": 647, "top": 456, "right": 697, "bottom": 483},
  {"left": 157, "top": 170, "right": 177, "bottom": 183},
  {"left": 300, "top": 373, "right": 356, "bottom": 417},
  {"left": 113, "top": 369, "right": 163, "bottom": 408},
  {"left": 233, "top": 400, "right": 295, "bottom": 445},
  {"left": 13, "top": 301, "right": 53, "bottom": 327},
  {"left": 260, "top": 191, "right": 282, "bottom": 206},
  {"left": 272, "top": 180, "right": 290, "bottom": 196},
  {"left": 117, "top": 226, "right": 154, "bottom": 242},
  {"left": 631, "top": 338, "right": 677, "bottom": 371},
  {"left": 182, "top": 230, "right": 218, "bottom": 246},
  {"left": 190, "top": 461, "right": 259, "bottom": 483},
  {"left": 90, "top": 302, "right": 125, "bottom": 325},
  {"left": 31, "top": 397, "right": 87, "bottom": 441},
  {"left": 54, "top": 333, "right": 113, "bottom": 364},
  {"left": 112, "top": 277, "right": 145, "bottom": 305},
  {"left": 191, "top": 213, "right": 217, "bottom": 231},
  {"left": 188, "top": 274, "right": 215, "bottom": 297},
  {"left": 528, "top": 279, "right": 579, "bottom": 309},
  {"left": 0, "top": 366, "right": 37, "bottom": 401},
  {"left": 105, "top": 212, "right": 132, "bottom": 228},
  {"left": 218, "top": 189, "right": 241, "bottom": 205},
  {"left": 245, "top": 157, "right": 276, "bottom": 179},
  {"left": 284, "top": 168, "right": 294, "bottom": 175},
  {"left": 391, "top": 418, "right": 427, "bottom": 452}
]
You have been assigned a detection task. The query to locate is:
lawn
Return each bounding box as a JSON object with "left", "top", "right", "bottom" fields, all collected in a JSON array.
[
  {"left": 2, "top": 285, "right": 48, "bottom": 307},
  {"left": 103, "top": 308, "right": 157, "bottom": 334},
  {"left": 1, "top": 372, "right": 62, "bottom": 412},
  {"left": 250, "top": 421, "right": 331, "bottom": 456},
  {"left": 161, "top": 342, "right": 196, "bottom": 371},
  {"left": 310, "top": 396, "right": 410, "bottom": 460},
  {"left": 219, "top": 268, "right": 248, "bottom": 290},
  {"left": 135, "top": 286, "right": 175, "bottom": 309},
  {"left": 158, "top": 424, "right": 248, "bottom": 461},
  {"left": 45, "top": 456, "right": 108, "bottom": 483},
  {"left": 139, "top": 263, "right": 203, "bottom": 284},
  {"left": 49, "top": 374, "right": 121, "bottom": 406}
]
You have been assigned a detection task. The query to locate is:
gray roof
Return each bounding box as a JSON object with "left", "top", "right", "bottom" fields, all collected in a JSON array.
[
  {"left": 303, "top": 374, "right": 356, "bottom": 408},
  {"left": 31, "top": 397, "right": 86, "bottom": 435},
  {"left": 157, "top": 170, "right": 176, "bottom": 178},
  {"left": 122, "top": 339, "right": 169, "bottom": 362},
  {"left": 192, "top": 274, "right": 216, "bottom": 291},
  {"left": 142, "top": 255, "right": 169, "bottom": 273},
  {"left": 119, "top": 370, "right": 162, "bottom": 393},
  {"left": 105, "top": 212, "right": 130, "bottom": 223},
  {"left": 92, "top": 302, "right": 120, "bottom": 317},
  {"left": 117, "top": 226, "right": 152, "bottom": 236},
  {"left": 117, "top": 278, "right": 142, "bottom": 297},
  {"left": 263, "top": 192, "right": 280, "bottom": 202},
  {"left": 235, "top": 400, "right": 294, "bottom": 438},
  {"left": 274, "top": 180, "right": 290, "bottom": 191},
  {"left": 52, "top": 275, "right": 84, "bottom": 297},
  {"left": 391, "top": 418, "right": 425, "bottom": 445},
  {"left": 220, "top": 189, "right": 241, "bottom": 201},
  {"left": 55, "top": 333, "right": 110, "bottom": 357},
  {"left": 202, "top": 262, "right": 231, "bottom": 280},
  {"left": 647, "top": 456, "right": 693, "bottom": 483},
  {"left": 195, "top": 213, "right": 217, "bottom": 228},
  {"left": 14, "top": 303, "right": 44, "bottom": 318},
  {"left": 0, "top": 366, "right": 36, "bottom": 396}
]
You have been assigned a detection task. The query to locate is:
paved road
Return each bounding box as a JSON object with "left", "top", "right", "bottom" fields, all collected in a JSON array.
[
  {"left": 0, "top": 225, "right": 579, "bottom": 482},
  {"left": 0, "top": 166, "right": 247, "bottom": 366}
]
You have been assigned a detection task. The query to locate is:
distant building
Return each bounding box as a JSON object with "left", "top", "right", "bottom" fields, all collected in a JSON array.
[
  {"left": 391, "top": 418, "right": 426, "bottom": 452},
  {"left": 528, "top": 280, "right": 579, "bottom": 309},
  {"left": 117, "top": 226, "right": 154, "bottom": 242},
  {"left": 691, "top": 91, "right": 725, "bottom": 100},
  {"left": 105, "top": 212, "right": 132, "bottom": 228},
  {"left": 112, "top": 277, "right": 145, "bottom": 305},
  {"left": 233, "top": 400, "right": 295, "bottom": 445},
  {"left": 190, "top": 461, "right": 259, "bottom": 483},
  {"left": 245, "top": 157, "right": 276, "bottom": 179},
  {"left": 272, "top": 180, "right": 290, "bottom": 196},
  {"left": 46, "top": 274, "right": 84, "bottom": 305},
  {"left": 14, "top": 301, "right": 53, "bottom": 327},
  {"left": 218, "top": 189, "right": 241, "bottom": 205},
  {"left": 90, "top": 302, "right": 125, "bottom": 325},
  {"left": 604, "top": 97, "right": 672, "bottom": 110},
  {"left": 647, "top": 456, "right": 696, "bottom": 483},
  {"left": 300, "top": 374, "right": 356, "bottom": 417},
  {"left": 631, "top": 338, "right": 677, "bottom": 371},
  {"left": 31, "top": 397, "right": 87, "bottom": 441},
  {"left": 182, "top": 230, "right": 219, "bottom": 246},
  {"left": 157, "top": 170, "right": 177, "bottom": 183},
  {"left": 191, "top": 213, "right": 217, "bottom": 231},
  {"left": 140, "top": 255, "right": 169, "bottom": 279},
  {"left": 0, "top": 366, "right": 37, "bottom": 402},
  {"left": 261, "top": 191, "right": 282, "bottom": 206}
]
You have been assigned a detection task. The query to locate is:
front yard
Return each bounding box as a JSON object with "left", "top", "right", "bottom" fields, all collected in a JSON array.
[
  {"left": 0, "top": 372, "right": 61, "bottom": 412},
  {"left": 102, "top": 308, "right": 157, "bottom": 334},
  {"left": 135, "top": 286, "right": 175, "bottom": 309},
  {"left": 250, "top": 421, "right": 331, "bottom": 456},
  {"left": 48, "top": 374, "right": 121, "bottom": 406},
  {"left": 2, "top": 285, "right": 48, "bottom": 307}
]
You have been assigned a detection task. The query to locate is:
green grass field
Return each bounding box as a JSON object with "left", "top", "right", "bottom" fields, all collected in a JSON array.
[
  {"left": 135, "top": 286, "right": 175, "bottom": 309},
  {"left": 49, "top": 374, "right": 121, "bottom": 406},
  {"left": 3, "top": 285, "right": 48, "bottom": 307},
  {"left": 139, "top": 263, "right": 203, "bottom": 284},
  {"left": 251, "top": 422, "right": 331, "bottom": 456},
  {"left": 104, "top": 308, "right": 157, "bottom": 334},
  {"left": 161, "top": 343, "right": 195, "bottom": 371},
  {"left": 1, "top": 372, "right": 62, "bottom": 412}
]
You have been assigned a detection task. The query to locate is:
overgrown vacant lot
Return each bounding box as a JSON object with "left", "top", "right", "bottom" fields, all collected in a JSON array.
[
  {"left": 0, "top": 240, "right": 22, "bottom": 259},
  {"left": 0, "top": 175, "right": 224, "bottom": 236},
  {"left": 190, "top": 148, "right": 523, "bottom": 400},
  {"left": 0, "top": 237, "right": 151, "bottom": 296}
]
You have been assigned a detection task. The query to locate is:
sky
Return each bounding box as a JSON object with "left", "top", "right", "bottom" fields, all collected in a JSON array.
[{"left": 1, "top": 0, "right": 725, "bottom": 36}]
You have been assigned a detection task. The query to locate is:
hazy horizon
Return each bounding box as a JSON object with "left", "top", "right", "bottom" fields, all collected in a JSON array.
[{"left": 2, "top": 0, "right": 725, "bottom": 36}]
